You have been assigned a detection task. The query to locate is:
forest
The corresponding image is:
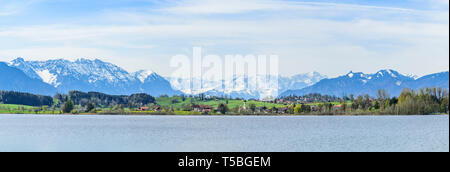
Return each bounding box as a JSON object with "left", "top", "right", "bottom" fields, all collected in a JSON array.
[
  {"left": 281, "top": 88, "right": 449, "bottom": 115},
  {"left": 0, "top": 91, "right": 53, "bottom": 106},
  {"left": 53, "top": 91, "right": 156, "bottom": 110}
]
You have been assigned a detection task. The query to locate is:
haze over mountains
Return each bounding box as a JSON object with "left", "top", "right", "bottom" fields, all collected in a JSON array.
[
  {"left": 168, "top": 72, "right": 327, "bottom": 99},
  {"left": 0, "top": 58, "right": 448, "bottom": 99}
]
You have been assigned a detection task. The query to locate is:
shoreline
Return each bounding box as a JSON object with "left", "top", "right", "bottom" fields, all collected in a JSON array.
[{"left": 1, "top": 113, "right": 448, "bottom": 117}]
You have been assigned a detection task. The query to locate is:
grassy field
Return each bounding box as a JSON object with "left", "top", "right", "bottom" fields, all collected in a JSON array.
[
  {"left": 156, "top": 97, "right": 288, "bottom": 109},
  {"left": 2, "top": 98, "right": 347, "bottom": 115},
  {"left": 0, "top": 104, "right": 34, "bottom": 114},
  {"left": 0, "top": 104, "right": 34, "bottom": 109},
  {"left": 0, "top": 104, "right": 61, "bottom": 114}
]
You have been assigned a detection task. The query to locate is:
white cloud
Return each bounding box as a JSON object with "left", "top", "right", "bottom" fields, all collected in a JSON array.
[
  {"left": 162, "top": 0, "right": 280, "bottom": 14},
  {"left": 0, "top": 47, "right": 116, "bottom": 61},
  {"left": 162, "top": 0, "right": 419, "bottom": 15},
  {"left": 0, "top": 0, "right": 448, "bottom": 77},
  {"left": 0, "top": 0, "right": 39, "bottom": 16},
  {"left": 430, "top": 0, "right": 449, "bottom": 5}
]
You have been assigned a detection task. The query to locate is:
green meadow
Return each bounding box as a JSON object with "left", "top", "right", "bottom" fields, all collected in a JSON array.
[{"left": 155, "top": 96, "right": 288, "bottom": 109}]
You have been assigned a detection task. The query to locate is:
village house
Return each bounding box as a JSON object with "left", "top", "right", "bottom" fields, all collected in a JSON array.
[
  {"left": 280, "top": 100, "right": 293, "bottom": 105},
  {"left": 193, "top": 105, "right": 213, "bottom": 113},
  {"left": 333, "top": 104, "right": 342, "bottom": 111},
  {"left": 138, "top": 107, "right": 150, "bottom": 111}
]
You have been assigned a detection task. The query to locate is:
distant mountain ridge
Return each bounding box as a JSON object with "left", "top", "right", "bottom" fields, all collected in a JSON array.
[
  {"left": 168, "top": 72, "right": 327, "bottom": 99},
  {"left": 6, "top": 58, "right": 181, "bottom": 96},
  {"left": 278, "top": 72, "right": 327, "bottom": 93},
  {"left": 1, "top": 58, "right": 448, "bottom": 98},
  {"left": 0, "top": 62, "right": 57, "bottom": 95},
  {"left": 280, "top": 69, "right": 449, "bottom": 97}
]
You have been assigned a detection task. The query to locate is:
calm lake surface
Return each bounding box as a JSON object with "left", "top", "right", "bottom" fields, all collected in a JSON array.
[{"left": 0, "top": 114, "right": 448, "bottom": 152}]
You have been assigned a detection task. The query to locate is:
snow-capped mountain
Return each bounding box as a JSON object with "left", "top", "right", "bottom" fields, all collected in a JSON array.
[
  {"left": 8, "top": 58, "right": 180, "bottom": 96},
  {"left": 168, "top": 72, "right": 327, "bottom": 99},
  {"left": 133, "top": 70, "right": 182, "bottom": 96},
  {"left": 3, "top": 58, "right": 447, "bottom": 99},
  {"left": 168, "top": 75, "right": 267, "bottom": 99},
  {"left": 280, "top": 69, "right": 449, "bottom": 97},
  {"left": 134, "top": 70, "right": 156, "bottom": 83},
  {"left": 278, "top": 72, "right": 327, "bottom": 94},
  {"left": 408, "top": 71, "right": 449, "bottom": 90},
  {"left": 0, "top": 62, "right": 57, "bottom": 95}
]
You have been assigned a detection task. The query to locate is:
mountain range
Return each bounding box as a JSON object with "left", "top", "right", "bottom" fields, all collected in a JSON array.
[
  {"left": 0, "top": 62, "right": 57, "bottom": 95},
  {"left": 6, "top": 58, "right": 181, "bottom": 96},
  {"left": 280, "top": 70, "right": 449, "bottom": 97},
  {"left": 168, "top": 72, "right": 327, "bottom": 99},
  {"left": 0, "top": 58, "right": 448, "bottom": 98}
]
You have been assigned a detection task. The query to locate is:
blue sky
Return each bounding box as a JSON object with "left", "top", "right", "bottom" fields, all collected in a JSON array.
[{"left": 0, "top": 0, "right": 448, "bottom": 77}]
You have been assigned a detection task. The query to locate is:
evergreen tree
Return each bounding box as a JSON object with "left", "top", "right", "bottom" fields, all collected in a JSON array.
[
  {"left": 217, "top": 103, "right": 229, "bottom": 115},
  {"left": 62, "top": 100, "right": 74, "bottom": 113},
  {"left": 249, "top": 103, "right": 256, "bottom": 113},
  {"left": 86, "top": 102, "right": 95, "bottom": 113}
]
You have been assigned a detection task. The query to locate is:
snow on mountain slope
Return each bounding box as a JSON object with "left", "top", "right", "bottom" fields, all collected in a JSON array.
[
  {"left": 7, "top": 57, "right": 444, "bottom": 99},
  {"left": 134, "top": 70, "right": 155, "bottom": 83},
  {"left": 0, "top": 62, "right": 57, "bottom": 95},
  {"left": 278, "top": 72, "right": 327, "bottom": 93},
  {"left": 168, "top": 72, "right": 327, "bottom": 99},
  {"left": 8, "top": 58, "right": 179, "bottom": 96},
  {"left": 280, "top": 69, "right": 449, "bottom": 97},
  {"left": 36, "top": 69, "right": 60, "bottom": 87}
]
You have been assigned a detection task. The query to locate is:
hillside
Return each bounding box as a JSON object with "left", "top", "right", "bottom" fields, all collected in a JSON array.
[{"left": 280, "top": 70, "right": 449, "bottom": 97}]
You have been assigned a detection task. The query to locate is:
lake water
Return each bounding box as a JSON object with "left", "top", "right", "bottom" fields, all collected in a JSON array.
[{"left": 0, "top": 114, "right": 448, "bottom": 152}]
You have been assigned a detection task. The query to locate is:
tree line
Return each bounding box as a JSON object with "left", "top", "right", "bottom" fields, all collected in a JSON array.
[
  {"left": 54, "top": 91, "right": 156, "bottom": 113},
  {"left": 0, "top": 91, "right": 53, "bottom": 106},
  {"left": 1, "top": 90, "right": 156, "bottom": 113},
  {"left": 1, "top": 87, "right": 448, "bottom": 115},
  {"left": 279, "top": 93, "right": 342, "bottom": 103},
  {"left": 282, "top": 87, "right": 449, "bottom": 115}
]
